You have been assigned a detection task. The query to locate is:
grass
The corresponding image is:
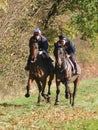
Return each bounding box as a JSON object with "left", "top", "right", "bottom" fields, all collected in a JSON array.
[{"left": 0, "top": 78, "right": 98, "bottom": 130}]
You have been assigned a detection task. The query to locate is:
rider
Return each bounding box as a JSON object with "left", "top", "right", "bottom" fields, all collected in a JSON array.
[
  {"left": 54, "top": 34, "right": 78, "bottom": 74},
  {"left": 25, "top": 28, "right": 54, "bottom": 72}
]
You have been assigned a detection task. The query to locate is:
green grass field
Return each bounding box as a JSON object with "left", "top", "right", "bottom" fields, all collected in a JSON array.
[{"left": 0, "top": 78, "right": 98, "bottom": 130}]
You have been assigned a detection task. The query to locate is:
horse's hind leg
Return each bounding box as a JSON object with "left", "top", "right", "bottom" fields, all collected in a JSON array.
[
  {"left": 25, "top": 78, "right": 32, "bottom": 98},
  {"left": 54, "top": 81, "right": 60, "bottom": 105},
  {"left": 36, "top": 81, "right": 42, "bottom": 104},
  {"left": 38, "top": 86, "right": 42, "bottom": 104},
  {"left": 47, "top": 74, "right": 54, "bottom": 102},
  {"left": 47, "top": 79, "right": 51, "bottom": 95},
  {"left": 47, "top": 80, "right": 51, "bottom": 102}
]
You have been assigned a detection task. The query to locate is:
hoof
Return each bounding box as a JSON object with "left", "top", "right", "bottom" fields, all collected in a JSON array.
[
  {"left": 71, "top": 103, "right": 74, "bottom": 107},
  {"left": 37, "top": 101, "right": 41, "bottom": 106},
  {"left": 25, "top": 93, "right": 30, "bottom": 98},
  {"left": 54, "top": 101, "right": 59, "bottom": 105}
]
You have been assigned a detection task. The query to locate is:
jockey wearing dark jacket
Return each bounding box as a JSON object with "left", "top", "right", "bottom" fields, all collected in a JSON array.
[
  {"left": 29, "top": 34, "right": 48, "bottom": 53},
  {"left": 54, "top": 34, "right": 77, "bottom": 74},
  {"left": 25, "top": 28, "right": 54, "bottom": 71}
]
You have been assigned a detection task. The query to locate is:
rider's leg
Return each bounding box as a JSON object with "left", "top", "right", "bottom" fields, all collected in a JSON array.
[{"left": 69, "top": 57, "right": 77, "bottom": 74}]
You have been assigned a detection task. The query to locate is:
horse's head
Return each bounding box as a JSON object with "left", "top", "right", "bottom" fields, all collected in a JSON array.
[
  {"left": 54, "top": 46, "right": 67, "bottom": 68},
  {"left": 31, "top": 43, "right": 39, "bottom": 62}
]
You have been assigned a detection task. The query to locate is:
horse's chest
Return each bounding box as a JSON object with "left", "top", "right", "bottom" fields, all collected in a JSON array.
[
  {"left": 56, "top": 71, "right": 65, "bottom": 81},
  {"left": 31, "top": 66, "right": 46, "bottom": 79},
  {"left": 35, "top": 71, "right": 44, "bottom": 78}
]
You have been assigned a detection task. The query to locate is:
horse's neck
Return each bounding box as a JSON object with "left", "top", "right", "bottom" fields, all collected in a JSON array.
[
  {"left": 31, "top": 56, "right": 45, "bottom": 75},
  {"left": 62, "top": 58, "right": 72, "bottom": 70}
]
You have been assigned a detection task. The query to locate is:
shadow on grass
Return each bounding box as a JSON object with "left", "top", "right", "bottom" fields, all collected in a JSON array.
[{"left": 0, "top": 102, "right": 23, "bottom": 107}]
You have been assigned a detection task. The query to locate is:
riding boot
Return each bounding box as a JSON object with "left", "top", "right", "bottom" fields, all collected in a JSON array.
[
  {"left": 72, "top": 68, "right": 76, "bottom": 74},
  {"left": 69, "top": 57, "right": 78, "bottom": 75},
  {"left": 73, "top": 64, "right": 80, "bottom": 75},
  {"left": 75, "top": 64, "right": 81, "bottom": 74},
  {"left": 25, "top": 55, "right": 31, "bottom": 71}
]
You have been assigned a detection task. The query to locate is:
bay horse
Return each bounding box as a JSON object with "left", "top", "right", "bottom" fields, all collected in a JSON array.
[
  {"left": 25, "top": 43, "right": 54, "bottom": 104},
  {"left": 54, "top": 45, "right": 81, "bottom": 106}
]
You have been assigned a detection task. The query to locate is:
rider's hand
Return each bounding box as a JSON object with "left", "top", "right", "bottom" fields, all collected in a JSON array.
[
  {"left": 66, "top": 54, "right": 70, "bottom": 58},
  {"left": 39, "top": 51, "right": 43, "bottom": 55}
]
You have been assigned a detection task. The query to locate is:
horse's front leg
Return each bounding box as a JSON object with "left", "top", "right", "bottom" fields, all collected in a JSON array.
[
  {"left": 65, "top": 81, "right": 69, "bottom": 99},
  {"left": 72, "top": 78, "right": 79, "bottom": 106},
  {"left": 65, "top": 81, "right": 72, "bottom": 104},
  {"left": 65, "top": 81, "right": 72, "bottom": 105},
  {"left": 54, "top": 80, "right": 60, "bottom": 105},
  {"left": 41, "top": 80, "right": 49, "bottom": 101},
  {"left": 47, "top": 80, "right": 51, "bottom": 102},
  {"left": 25, "top": 77, "right": 33, "bottom": 98}
]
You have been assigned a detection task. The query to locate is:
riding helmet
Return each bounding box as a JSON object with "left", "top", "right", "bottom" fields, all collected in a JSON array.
[{"left": 59, "top": 34, "right": 67, "bottom": 40}]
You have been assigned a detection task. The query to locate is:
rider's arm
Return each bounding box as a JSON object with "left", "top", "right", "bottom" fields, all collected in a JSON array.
[
  {"left": 53, "top": 42, "right": 58, "bottom": 58},
  {"left": 68, "top": 40, "right": 76, "bottom": 57},
  {"left": 41, "top": 35, "right": 48, "bottom": 52}
]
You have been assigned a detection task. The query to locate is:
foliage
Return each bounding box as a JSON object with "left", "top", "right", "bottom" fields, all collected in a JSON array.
[
  {"left": 0, "top": 0, "right": 8, "bottom": 12},
  {"left": 44, "top": 0, "right": 98, "bottom": 47},
  {"left": 70, "top": 0, "right": 98, "bottom": 47}
]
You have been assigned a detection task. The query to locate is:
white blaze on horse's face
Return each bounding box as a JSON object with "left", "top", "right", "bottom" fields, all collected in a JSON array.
[{"left": 31, "top": 43, "right": 39, "bottom": 59}]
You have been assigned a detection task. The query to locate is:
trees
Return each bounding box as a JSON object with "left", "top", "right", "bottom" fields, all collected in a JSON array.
[
  {"left": 70, "top": 0, "right": 98, "bottom": 47},
  {"left": 44, "top": 0, "right": 98, "bottom": 47}
]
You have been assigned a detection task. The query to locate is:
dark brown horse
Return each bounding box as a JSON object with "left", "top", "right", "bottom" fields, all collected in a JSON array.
[
  {"left": 25, "top": 43, "right": 54, "bottom": 104},
  {"left": 54, "top": 46, "right": 81, "bottom": 106}
]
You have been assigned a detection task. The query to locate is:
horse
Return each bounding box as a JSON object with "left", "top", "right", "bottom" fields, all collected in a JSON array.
[
  {"left": 54, "top": 45, "right": 81, "bottom": 106},
  {"left": 25, "top": 43, "right": 54, "bottom": 104}
]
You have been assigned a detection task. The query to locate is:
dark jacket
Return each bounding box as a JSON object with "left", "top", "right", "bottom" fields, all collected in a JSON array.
[
  {"left": 54, "top": 39, "right": 76, "bottom": 57},
  {"left": 29, "top": 35, "right": 48, "bottom": 53}
]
